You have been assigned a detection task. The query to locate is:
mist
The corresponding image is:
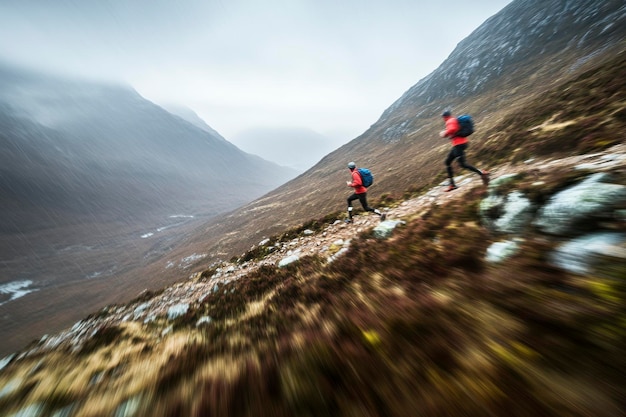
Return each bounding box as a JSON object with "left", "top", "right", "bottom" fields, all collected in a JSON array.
[{"left": 0, "top": 0, "right": 513, "bottom": 148}]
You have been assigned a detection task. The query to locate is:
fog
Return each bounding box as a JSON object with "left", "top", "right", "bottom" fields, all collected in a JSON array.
[{"left": 0, "top": 0, "right": 512, "bottom": 150}]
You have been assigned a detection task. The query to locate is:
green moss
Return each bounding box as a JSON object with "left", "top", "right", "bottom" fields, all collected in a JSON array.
[{"left": 587, "top": 279, "right": 622, "bottom": 304}]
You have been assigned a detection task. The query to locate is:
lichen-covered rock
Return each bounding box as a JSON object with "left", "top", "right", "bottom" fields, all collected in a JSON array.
[
  {"left": 372, "top": 220, "right": 405, "bottom": 239},
  {"left": 481, "top": 190, "right": 535, "bottom": 235},
  {"left": 166, "top": 303, "right": 189, "bottom": 320},
  {"left": 533, "top": 173, "right": 626, "bottom": 236},
  {"left": 550, "top": 232, "right": 626, "bottom": 275},
  {"left": 486, "top": 239, "right": 523, "bottom": 263},
  {"left": 278, "top": 254, "right": 300, "bottom": 267},
  {"left": 487, "top": 173, "right": 520, "bottom": 189}
]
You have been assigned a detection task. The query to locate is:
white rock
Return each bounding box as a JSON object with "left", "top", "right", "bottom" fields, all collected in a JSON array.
[
  {"left": 278, "top": 255, "right": 300, "bottom": 267},
  {"left": 551, "top": 232, "right": 626, "bottom": 275},
  {"left": 328, "top": 247, "right": 350, "bottom": 263},
  {"left": 0, "top": 377, "right": 21, "bottom": 399},
  {"left": 534, "top": 173, "right": 626, "bottom": 235},
  {"left": 372, "top": 220, "right": 405, "bottom": 239},
  {"left": 167, "top": 304, "right": 189, "bottom": 320},
  {"left": 0, "top": 354, "right": 16, "bottom": 372},
  {"left": 196, "top": 316, "right": 212, "bottom": 327},
  {"left": 486, "top": 240, "right": 522, "bottom": 263}
]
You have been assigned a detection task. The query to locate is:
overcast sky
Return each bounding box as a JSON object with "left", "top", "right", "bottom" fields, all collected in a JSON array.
[{"left": 0, "top": 0, "right": 512, "bottom": 144}]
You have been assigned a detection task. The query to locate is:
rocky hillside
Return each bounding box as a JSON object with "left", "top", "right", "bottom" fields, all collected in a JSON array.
[
  {"left": 1, "top": 142, "right": 624, "bottom": 416},
  {"left": 162, "top": 0, "right": 626, "bottom": 272},
  {"left": 163, "top": 47, "right": 626, "bottom": 277},
  {"left": 3, "top": 0, "right": 623, "bottom": 358}
]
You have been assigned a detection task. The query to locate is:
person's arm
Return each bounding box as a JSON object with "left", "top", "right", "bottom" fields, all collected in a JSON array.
[
  {"left": 440, "top": 118, "right": 459, "bottom": 137},
  {"left": 347, "top": 171, "right": 362, "bottom": 187}
]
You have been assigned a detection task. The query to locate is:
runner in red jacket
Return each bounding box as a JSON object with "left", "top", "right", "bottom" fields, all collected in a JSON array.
[
  {"left": 345, "top": 162, "right": 385, "bottom": 223},
  {"left": 440, "top": 110, "right": 490, "bottom": 192}
]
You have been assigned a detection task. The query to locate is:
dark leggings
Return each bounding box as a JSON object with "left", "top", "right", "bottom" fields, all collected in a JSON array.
[
  {"left": 445, "top": 143, "right": 482, "bottom": 180},
  {"left": 347, "top": 193, "right": 375, "bottom": 212}
]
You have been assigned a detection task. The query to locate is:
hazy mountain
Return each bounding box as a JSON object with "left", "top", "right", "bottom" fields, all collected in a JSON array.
[
  {"left": 159, "top": 103, "right": 226, "bottom": 140},
  {"left": 231, "top": 127, "right": 337, "bottom": 171},
  {"left": 0, "top": 64, "right": 297, "bottom": 232},
  {"left": 0, "top": 62, "right": 302, "bottom": 241}
]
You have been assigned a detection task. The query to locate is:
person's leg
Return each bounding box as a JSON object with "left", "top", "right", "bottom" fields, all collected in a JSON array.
[
  {"left": 456, "top": 144, "right": 482, "bottom": 175},
  {"left": 457, "top": 144, "right": 490, "bottom": 185},
  {"left": 444, "top": 147, "right": 460, "bottom": 189},
  {"left": 357, "top": 193, "right": 370, "bottom": 211},
  {"left": 358, "top": 193, "right": 384, "bottom": 218},
  {"left": 347, "top": 193, "right": 359, "bottom": 220}
]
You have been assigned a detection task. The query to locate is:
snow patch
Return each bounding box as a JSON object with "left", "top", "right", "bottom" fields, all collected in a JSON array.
[{"left": 0, "top": 280, "right": 37, "bottom": 306}]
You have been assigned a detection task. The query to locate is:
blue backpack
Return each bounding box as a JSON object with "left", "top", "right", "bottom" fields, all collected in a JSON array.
[
  {"left": 358, "top": 168, "right": 374, "bottom": 187},
  {"left": 456, "top": 114, "right": 474, "bottom": 137}
]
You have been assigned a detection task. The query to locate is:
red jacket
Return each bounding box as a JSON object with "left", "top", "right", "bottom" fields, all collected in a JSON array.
[
  {"left": 443, "top": 116, "right": 468, "bottom": 146},
  {"left": 349, "top": 169, "right": 367, "bottom": 194}
]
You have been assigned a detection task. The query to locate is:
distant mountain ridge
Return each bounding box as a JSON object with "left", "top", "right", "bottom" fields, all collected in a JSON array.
[
  {"left": 424, "top": 0, "right": 624, "bottom": 94},
  {"left": 231, "top": 127, "right": 337, "bottom": 172},
  {"left": 160, "top": 104, "right": 226, "bottom": 140},
  {"left": 0, "top": 63, "right": 297, "bottom": 232},
  {"left": 0, "top": 63, "right": 297, "bottom": 353}
]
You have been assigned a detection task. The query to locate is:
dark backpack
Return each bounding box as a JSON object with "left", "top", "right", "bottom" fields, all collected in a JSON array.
[
  {"left": 456, "top": 114, "right": 474, "bottom": 137},
  {"left": 357, "top": 168, "right": 374, "bottom": 187}
]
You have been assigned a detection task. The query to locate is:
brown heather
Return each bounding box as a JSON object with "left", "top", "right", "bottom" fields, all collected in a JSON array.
[{"left": 1, "top": 161, "right": 624, "bottom": 416}]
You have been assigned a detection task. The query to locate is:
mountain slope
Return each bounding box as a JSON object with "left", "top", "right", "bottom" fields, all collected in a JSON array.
[
  {"left": 0, "top": 1, "right": 625, "bottom": 413},
  {"left": 165, "top": 0, "right": 626, "bottom": 268}
]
